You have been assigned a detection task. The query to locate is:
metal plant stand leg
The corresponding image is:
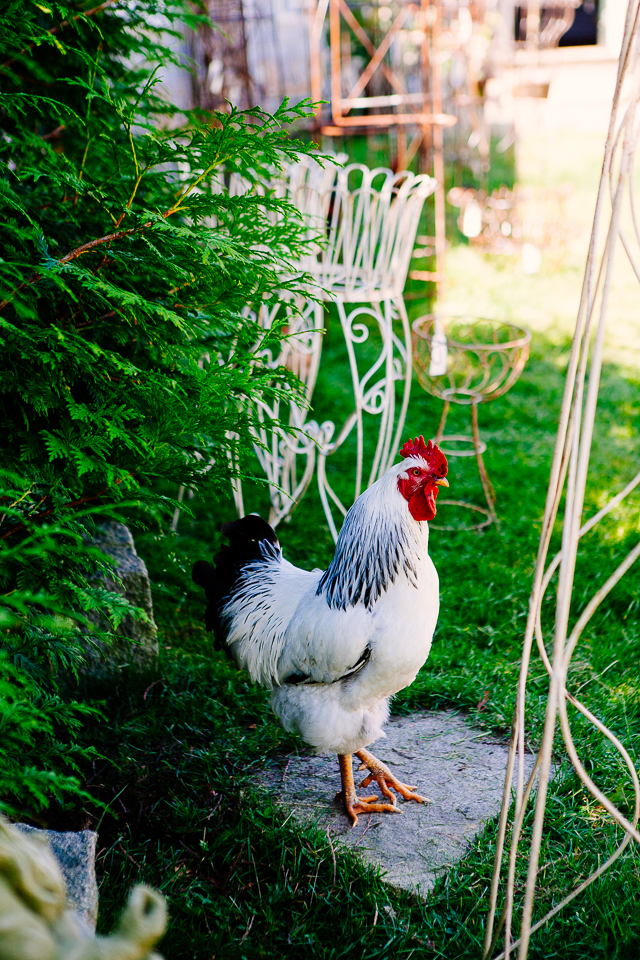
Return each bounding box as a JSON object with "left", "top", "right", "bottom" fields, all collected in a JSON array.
[
  {"left": 430, "top": 398, "right": 494, "bottom": 530},
  {"left": 471, "top": 401, "right": 497, "bottom": 520},
  {"left": 434, "top": 399, "right": 450, "bottom": 443}
]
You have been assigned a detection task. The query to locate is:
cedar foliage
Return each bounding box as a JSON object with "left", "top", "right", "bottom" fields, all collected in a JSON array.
[{"left": 0, "top": 0, "right": 319, "bottom": 812}]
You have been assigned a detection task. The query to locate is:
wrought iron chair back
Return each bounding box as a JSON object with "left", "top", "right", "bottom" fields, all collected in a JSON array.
[
  {"left": 307, "top": 166, "right": 436, "bottom": 301},
  {"left": 227, "top": 159, "right": 436, "bottom": 538}
]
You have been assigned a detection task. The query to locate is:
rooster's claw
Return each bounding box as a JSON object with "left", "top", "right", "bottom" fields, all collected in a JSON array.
[
  {"left": 355, "top": 747, "right": 431, "bottom": 805},
  {"left": 337, "top": 751, "right": 429, "bottom": 826},
  {"left": 344, "top": 797, "right": 402, "bottom": 827}
]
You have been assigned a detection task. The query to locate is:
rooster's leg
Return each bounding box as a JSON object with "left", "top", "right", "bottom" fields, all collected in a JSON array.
[
  {"left": 336, "top": 754, "right": 401, "bottom": 827},
  {"left": 355, "top": 747, "right": 431, "bottom": 805}
]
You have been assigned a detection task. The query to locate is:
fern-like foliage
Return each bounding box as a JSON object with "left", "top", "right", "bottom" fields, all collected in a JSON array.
[
  {"left": 0, "top": 472, "right": 120, "bottom": 814},
  {"left": 0, "top": 0, "right": 322, "bottom": 812},
  {"left": 1, "top": 0, "right": 318, "bottom": 511}
]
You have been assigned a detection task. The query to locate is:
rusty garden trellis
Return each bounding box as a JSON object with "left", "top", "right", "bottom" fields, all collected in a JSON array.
[{"left": 309, "top": 0, "right": 457, "bottom": 299}]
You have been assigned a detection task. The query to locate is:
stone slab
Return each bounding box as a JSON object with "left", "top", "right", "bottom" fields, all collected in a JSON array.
[
  {"left": 259, "top": 711, "right": 535, "bottom": 896},
  {"left": 15, "top": 825, "right": 98, "bottom": 930},
  {"left": 84, "top": 522, "right": 158, "bottom": 675}
]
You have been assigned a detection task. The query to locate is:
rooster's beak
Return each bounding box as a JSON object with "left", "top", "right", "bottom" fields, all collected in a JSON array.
[{"left": 435, "top": 477, "right": 449, "bottom": 487}]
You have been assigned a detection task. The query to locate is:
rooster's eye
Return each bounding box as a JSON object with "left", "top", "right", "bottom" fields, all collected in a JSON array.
[{"left": 412, "top": 468, "right": 421, "bottom": 476}]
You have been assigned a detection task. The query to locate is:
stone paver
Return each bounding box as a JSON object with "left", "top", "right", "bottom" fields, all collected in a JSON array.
[{"left": 259, "top": 711, "right": 535, "bottom": 896}]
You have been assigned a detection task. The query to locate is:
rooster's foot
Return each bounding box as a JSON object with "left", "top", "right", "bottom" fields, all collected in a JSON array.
[
  {"left": 338, "top": 793, "right": 402, "bottom": 827},
  {"left": 355, "top": 747, "right": 431, "bottom": 806},
  {"left": 337, "top": 755, "right": 401, "bottom": 827}
]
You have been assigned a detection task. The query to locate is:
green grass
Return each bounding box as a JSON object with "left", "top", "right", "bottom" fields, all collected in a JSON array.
[{"left": 27, "top": 318, "right": 640, "bottom": 959}]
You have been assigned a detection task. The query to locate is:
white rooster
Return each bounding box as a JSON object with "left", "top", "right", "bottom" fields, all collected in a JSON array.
[{"left": 192, "top": 436, "right": 448, "bottom": 825}]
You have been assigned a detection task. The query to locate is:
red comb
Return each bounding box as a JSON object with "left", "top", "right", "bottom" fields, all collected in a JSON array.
[{"left": 400, "top": 435, "right": 448, "bottom": 476}]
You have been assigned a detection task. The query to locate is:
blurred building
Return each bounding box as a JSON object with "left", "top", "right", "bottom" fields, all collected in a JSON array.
[
  {"left": 189, "top": 0, "right": 311, "bottom": 113},
  {"left": 158, "top": 0, "right": 628, "bottom": 170},
  {"left": 179, "top": 0, "right": 625, "bottom": 143},
  {"left": 485, "top": 0, "right": 626, "bottom": 136}
]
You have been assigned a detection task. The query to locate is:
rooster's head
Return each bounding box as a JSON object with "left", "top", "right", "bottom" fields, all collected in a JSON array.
[{"left": 397, "top": 436, "right": 449, "bottom": 521}]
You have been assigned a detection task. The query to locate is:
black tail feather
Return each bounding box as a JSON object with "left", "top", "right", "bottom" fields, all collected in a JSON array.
[{"left": 192, "top": 515, "right": 279, "bottom": 649}]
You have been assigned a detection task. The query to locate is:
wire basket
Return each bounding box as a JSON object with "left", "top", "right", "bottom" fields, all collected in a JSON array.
[
  {"left": 412, "top": 316, "right": 531, "bottom": 404},
  {"left": 411, "top": 315, "right": 531, "bottom": 531}
]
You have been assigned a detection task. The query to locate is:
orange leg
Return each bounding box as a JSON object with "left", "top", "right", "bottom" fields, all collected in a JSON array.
[
  {"left": 355, "top": 747, "right": 430, "bottom": 806},
  {"left": 336, "top": 754, "right": 401, "bottom": 827}
]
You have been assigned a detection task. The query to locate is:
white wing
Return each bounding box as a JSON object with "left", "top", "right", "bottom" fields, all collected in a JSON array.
[{"left": 222, "top": 553, "right": 373, "bottom": 689}]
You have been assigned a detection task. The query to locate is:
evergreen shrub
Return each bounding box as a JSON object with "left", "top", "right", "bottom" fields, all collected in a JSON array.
[{"left": 0, "top": 0, "right": 320, "bottom": 812}]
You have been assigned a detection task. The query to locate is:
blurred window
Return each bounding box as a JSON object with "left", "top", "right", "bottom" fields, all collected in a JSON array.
[
  {"left": 514, "top": 2, "right": 598, "bottom": 47},
  {"left": 558, "top": 0, "right": 598, "bottom": 45}
]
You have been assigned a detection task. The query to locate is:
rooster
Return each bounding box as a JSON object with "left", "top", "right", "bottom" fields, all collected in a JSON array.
[{"left": 192, "top": 436, "right": 448, "bottom": 825}]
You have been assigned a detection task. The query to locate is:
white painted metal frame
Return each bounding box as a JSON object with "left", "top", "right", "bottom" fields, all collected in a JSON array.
[
  {"left": 233, "top": 159, "right": 436, "bottom": 538},
  {"left": 484, "top": 5, "right": 640, "bottom": 957},
  {"left": 225, "top": 156, "right": 340, "bottom": 527},
  {"left": 296, "top": 163, "right": 436, "bottom": 539},
  {"left": 245, "top": 296, "right": 325, "bottom": 528}
]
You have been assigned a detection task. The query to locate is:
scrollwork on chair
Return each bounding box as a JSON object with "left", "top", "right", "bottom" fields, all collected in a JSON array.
[
  {"left": 230, "top": 159, "right": 436, "bottom": 538},
  {"left": 314, "top": 299, "right": 410, "bottom": 541},
  {"left": 248, "top": 296, "right": 324, "bottom": 528}
]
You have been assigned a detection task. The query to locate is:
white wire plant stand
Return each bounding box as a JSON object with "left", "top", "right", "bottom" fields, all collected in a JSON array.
[
  {"left": 233, "top": 159, "right": 437, "bottom": 540},
  {"left": 412, "top": 315, "right": 531, "bottom": 530},
  {"left": 484, "top": 4, "right": 640, "bottom": 957}
]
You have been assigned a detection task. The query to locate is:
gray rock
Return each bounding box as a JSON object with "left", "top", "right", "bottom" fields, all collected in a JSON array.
[
  {"left": 84, "top": 522, "right": 158, "bottom": 674},
  {"left": 14, "top": 826, "right": 98, "bottom": 930},
  {"left": 259, "top": 711, "right": 537, "bottom": 897}
]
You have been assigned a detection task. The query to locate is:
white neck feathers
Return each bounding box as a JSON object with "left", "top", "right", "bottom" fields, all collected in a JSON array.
[{"left": 316, "top": 465, "right": 428, "bottom": 611}]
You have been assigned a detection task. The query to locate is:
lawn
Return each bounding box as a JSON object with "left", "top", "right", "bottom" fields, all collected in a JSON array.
[
  {"left": 40, "top": 306, "right": 639, "bottom": 959},
  {"left": 15, "top": 127, "right": 639, "bottom": 959}
]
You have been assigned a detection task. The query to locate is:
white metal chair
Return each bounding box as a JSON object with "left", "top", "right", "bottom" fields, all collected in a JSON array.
[
  {"left": 226, "top": 156, "right": 341, "bottom": 526},
  {"left": 303, "top": 163, "right": 437, "bottom": 539},
  {"left": 233, "top": 159, "right": 437, "bottom": 538}
]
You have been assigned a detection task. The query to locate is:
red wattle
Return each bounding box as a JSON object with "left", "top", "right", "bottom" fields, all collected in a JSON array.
[{"left": 408, "top": 485, "right": 438, "bottom": 521}]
